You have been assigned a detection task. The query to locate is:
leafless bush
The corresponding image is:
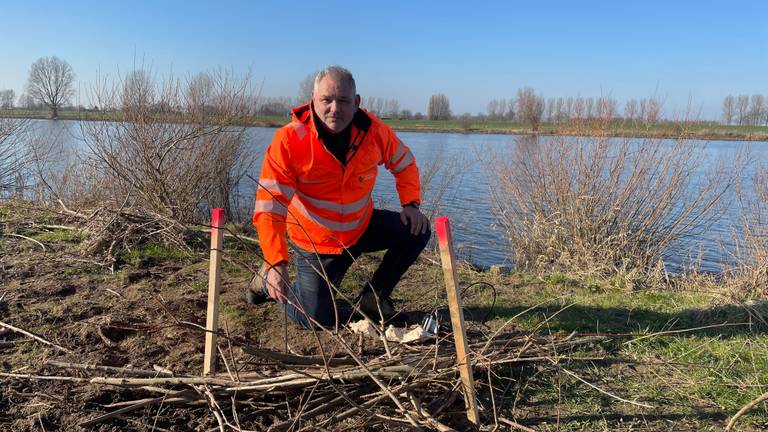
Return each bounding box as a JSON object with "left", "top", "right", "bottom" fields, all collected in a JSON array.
[
  {"left": 723, "top": 164, "right": 768, "bottom": 297},
  {"left": 516, "top": 87, "right": 544, "bottom": 131},
  {"left": 24, "top": 126, "right": 106, "bottom": 208},
  {"left": 418, "top": 149, "right": 466, "bottom": 221},
  {"left": 0, "top": 117, "right": 30, "bottom": 196},
  {"left": 487, "top": 134, "right": 740, "bottom": 277},
  {"left": 80, "top": 68, "right": 256, "bottom": 223}
]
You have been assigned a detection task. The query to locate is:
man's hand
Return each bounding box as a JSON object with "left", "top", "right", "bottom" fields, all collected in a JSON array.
[
  {"left": 400, "top": 206, "right": 429, "bottom": 235},
  {"left": 266, "top": 263, "right": 290, "bottom": 304}
]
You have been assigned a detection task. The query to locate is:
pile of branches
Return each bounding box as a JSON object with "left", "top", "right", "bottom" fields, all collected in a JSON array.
[{"left": 3, "top": 328, "right": 609, "bottom": 431}]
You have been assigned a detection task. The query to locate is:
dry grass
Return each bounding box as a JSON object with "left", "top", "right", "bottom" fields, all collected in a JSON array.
[
  {"left": 487, "top": 133, "right": 742, "bottom": 281},
  {"left": 0, "top": 117, "right": 30, "bottom": 195},
  {"left": 721, "top": 164, "right": 768, "bottom": 298}
]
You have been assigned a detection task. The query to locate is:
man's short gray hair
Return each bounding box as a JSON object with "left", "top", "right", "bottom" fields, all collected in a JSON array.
[{"left": 314, "top": 66, "right": 356, "bottom": 94}]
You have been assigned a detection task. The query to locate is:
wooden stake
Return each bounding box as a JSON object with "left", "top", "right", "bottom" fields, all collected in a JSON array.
[
  {"left": 203, "top": 208, "right": 225, "bottom": 376},
  {"left": 435, "top": 216, "right": 480, "bottom": 425}
]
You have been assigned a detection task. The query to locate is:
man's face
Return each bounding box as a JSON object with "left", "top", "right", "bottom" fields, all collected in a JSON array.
[{"left": 312, "top": 76, "right": 360, "bottom": 133}]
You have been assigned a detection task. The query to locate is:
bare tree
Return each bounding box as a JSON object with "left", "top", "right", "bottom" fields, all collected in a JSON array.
[
  {"left": 384, "top": 99, "right": 400, "bottom": 118},
  {"left": 572, "top": 97, "right": 585, "bottom": 121},
  {"left": 646, "top": 97, "right": 663, "bottom": 124},
  {"left": 722, "top": 95, "right": 735, "bottom": 125},
  {"left": 0, "top": 90, "right": 15, "bottom": 109},
  {"left": 297, "top": 71, "right": 318, "bottom": 105},
  {"left": 17, "top": 93, "right": 36, "bottom": 109},
  {"left": 585, "top": 97, "right": 594, "bottom": 120},
  {"left": 427, "top": 94, "right": 451, "bottom": 120},
  {"left": 506, "top": 97, "right": 516, "bottom": 120},
  {"left": 545, "top": 98, "right": 555, "bottom": 122},
  {"left": 749, "top": 94, "right": 766, "bottom": 126},
  {"left": 736, "top": 95, "right": 750, "bottom": 125},
  {"left": 255, "top": 96, "right": 292, "bottom": 116},
  {"left": 596, "top": 97, "right": 618, "bottom": 121},
  {"left": 516, "top": 87, "right": 544, "bottom": 131},
  {"left": 25, "top": 56, "right": 75, "bottom": 119},
  {"left": 487, "top": 99, "right": 499, "bottom": 119},
  {"left": 624, "top": 99, "right": 638, "bottom": 123}
]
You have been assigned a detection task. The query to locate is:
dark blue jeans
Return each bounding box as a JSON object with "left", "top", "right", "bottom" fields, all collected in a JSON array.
[{"left": 282, "top": 209, "right": 431, "bottom": 329}]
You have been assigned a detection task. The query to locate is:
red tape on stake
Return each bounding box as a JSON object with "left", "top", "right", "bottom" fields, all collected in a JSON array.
[
  {"left": 211, "top": 208, "right": 225, "bottom": 229},
  {"left": 435, "top": 216, "right": 451, "bottom": 247}
]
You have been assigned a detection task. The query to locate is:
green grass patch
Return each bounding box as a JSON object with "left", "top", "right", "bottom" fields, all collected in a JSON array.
[
  {"left": 120, "top": 244, "right": 191, "bottom": 267},
  {"left": 469, "top": 270, "right": 768, "bottom": 430},
  {"left": 32, "top": 229, "right": 84, "bottom": 243}
]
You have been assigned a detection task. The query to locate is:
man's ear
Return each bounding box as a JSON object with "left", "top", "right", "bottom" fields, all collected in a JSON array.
[{"left": 355, "top": 94, "right": 361, "bottom": 109}]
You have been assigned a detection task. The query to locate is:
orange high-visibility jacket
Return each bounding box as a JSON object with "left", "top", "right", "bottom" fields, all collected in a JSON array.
[{"left": 253, "top": 103, "right": 421, "bottom": 265}]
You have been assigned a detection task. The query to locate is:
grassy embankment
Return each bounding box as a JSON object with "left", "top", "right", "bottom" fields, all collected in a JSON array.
[
  {"left": 4, "top": 109, "right": 768, "bottom": 141},
  {"left": 1, "top": 201, "right": 767, "bottom": 431}
]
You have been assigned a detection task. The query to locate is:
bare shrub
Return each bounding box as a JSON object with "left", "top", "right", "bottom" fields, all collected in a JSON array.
[
  {"left": 516, "top": 87, "right": 544, "bottom": 131},
  {"left": 0, "top": 117, "right": 30, "bottom": 196},
  {"left": 488, "top": 134, "right": 739, "bottom": 277},
  {"left": 81, "top": 68, "right": 256, "bottom": 223},
  {"left": 723, "top": 164, "right": 768, "bottom": 297}
]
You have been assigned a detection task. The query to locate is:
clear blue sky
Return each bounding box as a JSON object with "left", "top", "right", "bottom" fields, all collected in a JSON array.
[{"left": 1, "top": 1, "right": 765, "bottom": 119}]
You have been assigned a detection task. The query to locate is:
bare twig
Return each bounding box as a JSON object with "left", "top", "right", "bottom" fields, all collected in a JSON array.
[
  {"left": 0, "top": 320, "right": 73, "bottom": 354},
  {"left": 724, "top": 390, "right": 768, "bottom": 431},
  {"left": 3, "top": 233, "right": 46, "bottom": 252}
]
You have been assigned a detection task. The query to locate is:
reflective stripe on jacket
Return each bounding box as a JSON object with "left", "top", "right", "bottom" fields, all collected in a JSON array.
[{"left": 253, "top": 102, "right": 421, "bottom": 265}]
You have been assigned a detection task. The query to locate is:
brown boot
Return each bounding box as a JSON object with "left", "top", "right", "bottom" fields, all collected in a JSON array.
[
  {"left": 245, "top": 265, "right": 271, "bottom": 305},
  {"left": 359, "top": 291, "right": 396, "bottom": 321}
]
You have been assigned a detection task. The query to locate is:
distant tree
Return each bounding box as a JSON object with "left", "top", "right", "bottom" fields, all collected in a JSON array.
[
  {"left": 516, "top": 87, "right": 544, "bottom": 131},
  {"left": 596, "top": 97, "right": 618, "bottom": 121},
  {"left": 721, "top": 95, "right": 735, "bottom": 125},
  {"left": 749, "top": 94, "right": 766, "bottom": 126},
  {"left": 256, "top": 96, "right": 292, "bottom": 117},
  {"left": 564, "top": 97, "right": 574, "bottom": 120},
  {"left": 505, "top": 97, "right": 516, "bottom": 120},
  {"left": 17, "top": 93, "right": 36, "bottom": 110},
  {"left": 624, "top": 99, "right": 638, "bottom": 122},
  {"left": 486, "top": 99, "right": 499, "bottom": 119},
  {"left": 122, "top": 70, "right": 155, "bottom": 113},
  {"left": 399, "top": 109, "right": 412, "bottom": 120},
  {"left": 25, "top": 56, "right": 75, "bottom": 119},
  {"left": 413, "top": 112, "right": 424, "bottom": 120},
  {"left": 645, "top": 97, "right": 663, "bottom": 124},
  {"left": 545, "top": 98, "right": 555, "bottom": 122},
  {"left": 572, "top": 97, "right": 585, "bottom": 120},
  {"left": 0, "top": 90, "right": 15, "bottom": 109},
  {"left": 585, "top": 97, "right": 594, "bottom": 119},
  {"left": 427, "top": 94, "right": 451, "bottom": 120},
  {"left": 384, "top": 99, "right": 400, "bottom": 118},
  {"left": 297, "top": 71, "right": 318, "bottom": 105},
  {"left": 736, "top": 95, "right": 750, "bottom": 125},
  {"left": 186, "top": 72, "right": 215, "bottom": 115}
]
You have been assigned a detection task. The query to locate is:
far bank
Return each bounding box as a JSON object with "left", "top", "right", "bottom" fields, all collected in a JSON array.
[{"left": 3, "top": 109, "right": 768, "bottom": 142}]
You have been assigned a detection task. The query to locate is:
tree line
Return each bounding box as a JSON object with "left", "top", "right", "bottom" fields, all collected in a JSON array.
[
  {"left": 3, "top": 55, "right": 767, "bottom": 129},
  {"left": 722, "top": 94, "right": 768, "bottom": 126}
]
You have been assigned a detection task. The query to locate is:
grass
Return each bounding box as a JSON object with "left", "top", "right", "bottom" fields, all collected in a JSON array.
[
  {"left": 384, "top": 118, "right": 768, "bottom": 141},
  {"left": 31, "top": 228, "right": 84, "bottom": 244},
  {"left": 119, "top": 244, "right": 192, "bottom": 267},
  {"left": 464, "top": 270, "right": 768, "bottom": 430}
]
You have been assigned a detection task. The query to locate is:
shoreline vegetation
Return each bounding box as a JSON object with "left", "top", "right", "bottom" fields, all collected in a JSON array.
[{"left": 3, "top": 109, "right": 768, "bottom": 142}]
